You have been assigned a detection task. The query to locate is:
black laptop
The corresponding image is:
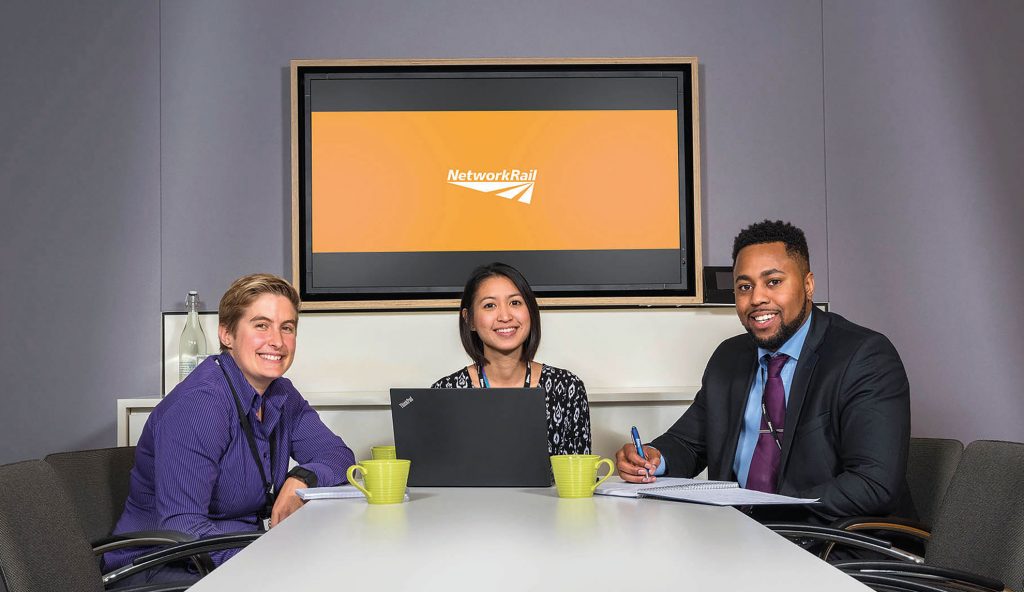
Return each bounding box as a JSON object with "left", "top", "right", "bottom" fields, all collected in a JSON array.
[{"left": 389, "top": 388, "right": 552, "bottom": 487}]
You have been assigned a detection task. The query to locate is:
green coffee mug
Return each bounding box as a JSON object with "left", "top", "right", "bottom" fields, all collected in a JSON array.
[
  {"left": 550, "top": 454, "right": 615, "bottom": 498},
  {"left": 346, "top": 459, "right": 410, "bottom": 505},
  {"left": 371, "top": 445, "right": 398, "bottom": 460}
]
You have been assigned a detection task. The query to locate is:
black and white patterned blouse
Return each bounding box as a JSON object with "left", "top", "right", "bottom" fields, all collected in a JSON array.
[{"left": 431, "top": 364, "right": 592, "bottom": 455}]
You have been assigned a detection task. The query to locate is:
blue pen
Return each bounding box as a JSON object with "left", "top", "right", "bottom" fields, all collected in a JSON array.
[{"left": 631, "top": 426, "right": 650, "bottom": 479}]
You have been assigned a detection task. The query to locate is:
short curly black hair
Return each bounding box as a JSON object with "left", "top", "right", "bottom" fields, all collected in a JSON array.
[{"left": 732, "top": 220, "right": 810, "bottom": 271}]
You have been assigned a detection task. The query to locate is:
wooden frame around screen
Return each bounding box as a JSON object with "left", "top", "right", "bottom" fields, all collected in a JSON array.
[{"left": 291, "top": 57, "right": 702, "bottom": 310}]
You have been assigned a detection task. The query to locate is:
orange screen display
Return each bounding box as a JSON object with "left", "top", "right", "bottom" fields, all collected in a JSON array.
[{"left": 311, "top": 110, "right": 680, "bottom": 253}]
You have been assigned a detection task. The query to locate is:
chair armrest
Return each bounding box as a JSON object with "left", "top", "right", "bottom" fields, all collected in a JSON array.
[
  {"left": 132, "top": 532, "right": 262, "bottom": 565},
  {"left": 822, "top": 516, "right": 931, "bottom": 561},
  {"left": 93, "top": 530, "right": 197, "bottom": 554},
  {"left": 832, "top": 515, "right": 932, "bottom": 541},
  {"left": 101, "top": 532, "right": 262, "bottom": 587},
  {"left": 850, "top": 572, "right": 964, "bottom": 592},
  {"left": 106, "top": 583, "right": 194, "bottom": 592},
  {"left": 835, "top": 560, "right": 1005, "bottom": 592},
  {"left": 764, "top": 522, "right": 924, "bottom": 563},
  {"left": 766, "top": 522, "right": 897, "bottom": 548}
]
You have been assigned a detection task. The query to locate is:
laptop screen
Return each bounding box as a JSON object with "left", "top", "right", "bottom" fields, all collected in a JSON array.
[{"left": 389, "top": 388, "right": 552, "bottom": 487}]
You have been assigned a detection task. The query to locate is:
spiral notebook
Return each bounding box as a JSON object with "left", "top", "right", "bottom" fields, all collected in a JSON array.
[{"left": 595, "top": 477, "right": 818, "bottom": 506}]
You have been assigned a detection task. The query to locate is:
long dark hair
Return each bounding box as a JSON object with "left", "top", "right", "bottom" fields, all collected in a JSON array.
[{"left": 458, "top": 262, "right": 541, "bottom": 367}]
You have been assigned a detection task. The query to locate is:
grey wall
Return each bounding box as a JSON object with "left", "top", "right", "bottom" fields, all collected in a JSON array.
[
  {"left": 823, "top": 0, "right": 1024, "bottom": 443},
  {"left": 1, "top": 0, "right": 1021, "bottom": 463},
  {"left": 158, "top": 0, "right": 829, "bottom": 308},
  {"left": 0, "top": 1, "right": 160, "bottom": 463}
]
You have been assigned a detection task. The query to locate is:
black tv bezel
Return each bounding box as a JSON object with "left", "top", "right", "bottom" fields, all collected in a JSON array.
[{"left": 291, "top": 58, "right": 702, "bottom": 310}]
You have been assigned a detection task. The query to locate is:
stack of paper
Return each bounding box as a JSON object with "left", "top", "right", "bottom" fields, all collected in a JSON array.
[
  {"left": 295, "top": 485, "right": 366, "bottom": 501},
  {"left": 296, "top": 485, "right": 411, "bottom": 502},
  {"left": 595, "top": 477, "right": 818, "bottom": 506}
]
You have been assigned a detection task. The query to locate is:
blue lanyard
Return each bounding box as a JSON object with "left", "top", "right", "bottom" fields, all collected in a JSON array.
[{"left": 478, "top": 363, "right": 531, "bottom": 388}]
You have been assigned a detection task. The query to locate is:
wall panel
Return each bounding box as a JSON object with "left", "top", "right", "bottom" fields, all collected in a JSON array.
[
  {"left": 0, "top": 0, "right": 160, "bottom": 463},
  {"left": 822, "top": 0, "right": 1024, "bottom": 441}
]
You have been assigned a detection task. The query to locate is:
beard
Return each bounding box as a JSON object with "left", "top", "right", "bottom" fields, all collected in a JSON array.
[{"left": 747, "top": 298, "right": 810, "bottom": 351}]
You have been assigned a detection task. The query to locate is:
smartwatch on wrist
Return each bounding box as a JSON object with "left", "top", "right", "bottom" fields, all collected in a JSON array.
[{"left": 285, "top": 466, "right": 318, "bottom": 488}]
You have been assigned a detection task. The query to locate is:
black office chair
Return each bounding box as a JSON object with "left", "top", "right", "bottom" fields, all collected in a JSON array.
[
  {"left": 44, "top": 445, "right": 210, "bottom": 574},
  {"left": 0, "top": 459, "right": 258, "bottom": 592},
  {"left": 813, "top": 437, "right": 965, "bottom": 559},
  {"left": 903, "top": 438, "right": 964, "bottom": 529},
  {"left": 772, "top": 440, "right": 1024, "bottom": 592},
  {"left": 44, "top": 446, "right": 138, "bottom": 546}
]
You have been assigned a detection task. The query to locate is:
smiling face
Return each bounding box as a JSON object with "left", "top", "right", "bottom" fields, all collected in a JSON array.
[
  {"left": 734, "top": 241, "right": 814, "bottom": 351},
  {"left": 218, "top": 293, "right": 298, "bottom": 394},
  {"left": 464, "top": 275, "right": 532, "bottom": 361}
]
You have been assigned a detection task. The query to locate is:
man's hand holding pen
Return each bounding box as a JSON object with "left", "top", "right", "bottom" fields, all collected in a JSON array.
[{"left": 616, "top": 426, "right": 663, "bottom": 483}]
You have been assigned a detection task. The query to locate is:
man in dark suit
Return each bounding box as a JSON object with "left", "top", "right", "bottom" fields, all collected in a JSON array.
[{"left": 616, "top": 220, "right": 912, "bottom": 523}]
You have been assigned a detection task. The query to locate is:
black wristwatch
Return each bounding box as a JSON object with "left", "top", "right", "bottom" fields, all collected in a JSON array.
[{"left": 286, "top": 466, "right": 318, "bottom": 488}]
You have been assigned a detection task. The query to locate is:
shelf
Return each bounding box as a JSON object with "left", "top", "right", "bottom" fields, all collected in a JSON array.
[{"left": 119, "top": 386, "right": 697, "bottom": 410}]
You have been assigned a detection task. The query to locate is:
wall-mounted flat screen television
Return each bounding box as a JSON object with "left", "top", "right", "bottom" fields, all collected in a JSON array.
[{"left": 291, "top": 57, "right": 702, "bottom": 309}]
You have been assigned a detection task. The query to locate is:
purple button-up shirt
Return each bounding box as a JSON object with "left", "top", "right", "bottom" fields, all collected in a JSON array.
[{"left": 105, "top": 353, "right": 355, "bottom": 570}]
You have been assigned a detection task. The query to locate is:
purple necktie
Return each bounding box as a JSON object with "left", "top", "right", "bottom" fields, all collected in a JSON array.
[{"left": 746, "top": 354, "right": 790, "bottom": 493}]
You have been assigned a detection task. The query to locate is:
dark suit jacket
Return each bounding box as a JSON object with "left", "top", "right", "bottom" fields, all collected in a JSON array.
[{"left": 651, "top": 309, "right": 913, "bottom": 523}]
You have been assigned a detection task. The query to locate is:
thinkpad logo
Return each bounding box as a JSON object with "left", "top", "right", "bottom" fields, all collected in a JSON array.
[
  {"left": 446, "top": 168, "right": 537, "bottom": 204},
  {"left": 398, "top": 396, "right": 414, "bottom": 408}
]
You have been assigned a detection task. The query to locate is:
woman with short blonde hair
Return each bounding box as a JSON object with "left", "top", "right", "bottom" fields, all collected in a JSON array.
[{"left": 106, "top": 274, "right": 354, "bottom": 586}]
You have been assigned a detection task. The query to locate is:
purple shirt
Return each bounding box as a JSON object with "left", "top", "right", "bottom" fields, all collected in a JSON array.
[{"left": 105, "top": 353, "right": 355, "bottom": 570}]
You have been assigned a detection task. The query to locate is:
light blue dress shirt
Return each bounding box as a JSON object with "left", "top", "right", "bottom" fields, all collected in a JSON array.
[
  {"left": 731, "top": 312, "right": 812, "bottom": 486},
  {"left": 653, "top": 311, "right": 813, "bottom": 481}
]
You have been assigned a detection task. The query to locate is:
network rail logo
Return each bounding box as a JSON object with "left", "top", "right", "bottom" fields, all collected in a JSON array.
[{"left": 446, "top": 169, "right": 537, "bottom": 204}]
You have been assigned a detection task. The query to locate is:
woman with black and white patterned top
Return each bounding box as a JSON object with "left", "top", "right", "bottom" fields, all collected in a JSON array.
[{"left": 432, "top": 262, "right": 591, "bottom": 455}]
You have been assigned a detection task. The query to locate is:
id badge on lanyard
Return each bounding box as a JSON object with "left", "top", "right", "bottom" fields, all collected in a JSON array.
[{"left": 259, "top": 477, "right": 277, "bottom": 531}]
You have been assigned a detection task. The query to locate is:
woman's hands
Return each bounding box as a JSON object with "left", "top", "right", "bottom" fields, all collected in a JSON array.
[{"left": 269, "top": 476, "right": 308, "bottom": 528}]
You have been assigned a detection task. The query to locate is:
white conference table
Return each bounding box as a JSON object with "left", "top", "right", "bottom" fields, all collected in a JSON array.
[{"left": 189, "top": 487, "right": 869, "bottom": 591}]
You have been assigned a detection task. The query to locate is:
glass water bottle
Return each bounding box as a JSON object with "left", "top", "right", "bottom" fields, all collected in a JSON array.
[{"left": 178, "top": 290, "right": 209, "bottom": 381}]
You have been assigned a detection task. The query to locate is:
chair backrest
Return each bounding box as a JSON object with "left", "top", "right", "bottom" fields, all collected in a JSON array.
[
  {"left": 44, "top": 446, "right": 136, "bottom": 543},
  {"left": 0, "top": 460, "right": 104, "bottom": 592},
  {"left": 927, "top": 440, "right": 1024, "bottom": 592},
  {"left": 906, "top": 437, "right": 963, "bottom": 527}
]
